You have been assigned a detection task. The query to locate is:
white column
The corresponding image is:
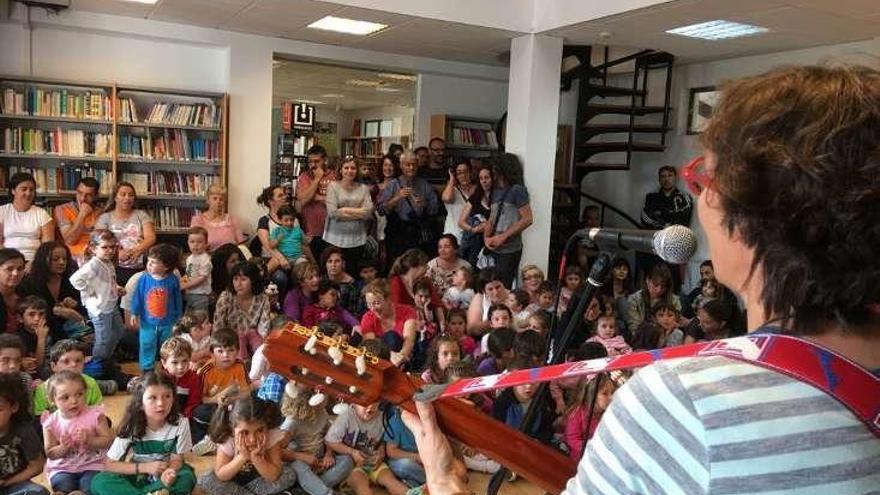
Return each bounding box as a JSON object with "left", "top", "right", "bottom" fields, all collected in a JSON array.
[{"left": 505, "top": 34, "right": 563, "bottom": 275}]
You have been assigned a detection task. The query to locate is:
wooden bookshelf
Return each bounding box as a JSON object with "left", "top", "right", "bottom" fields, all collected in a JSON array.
[
  {"left": 340, "top": 135, "right": 410, "bottom": 164},
  {"left": 0, "top": 75, "right": 228, "bottom": 234},
  {"left": 430, "top": 114, "right": 499, "bottom": 158}
]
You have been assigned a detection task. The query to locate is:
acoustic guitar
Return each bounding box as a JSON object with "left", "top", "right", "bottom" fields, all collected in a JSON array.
[{"left": 264, "top": 323, "right": 578, "bottom": 494}]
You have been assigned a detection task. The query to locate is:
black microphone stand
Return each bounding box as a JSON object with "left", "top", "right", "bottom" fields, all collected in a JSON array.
[{"left": 486, "top": 247, "right": 614, "bottom": 494}]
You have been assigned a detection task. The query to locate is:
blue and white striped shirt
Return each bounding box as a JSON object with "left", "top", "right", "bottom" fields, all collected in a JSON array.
[{"left": 564, "top": 356, "right": 880, "bottom": 494}]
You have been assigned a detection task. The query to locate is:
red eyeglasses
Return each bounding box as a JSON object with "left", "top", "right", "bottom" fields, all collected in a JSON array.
[{"left": 681, "top": 155, "right": 713, "bottom": 195}]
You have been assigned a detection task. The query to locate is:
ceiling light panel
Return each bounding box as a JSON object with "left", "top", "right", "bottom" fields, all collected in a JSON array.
[
  {"left": 121, "top": 0, "right": 159, "bottom": 4},
  {"left": 666, "top": 20, "right": 769, "bottom": 40},
  {"left": 308, "top": 16, "right": 387, "bottom": 36}
]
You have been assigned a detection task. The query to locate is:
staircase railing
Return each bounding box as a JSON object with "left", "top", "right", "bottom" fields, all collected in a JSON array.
[{"left": 581, "top": 191, "right": 641, "bottom": 229}]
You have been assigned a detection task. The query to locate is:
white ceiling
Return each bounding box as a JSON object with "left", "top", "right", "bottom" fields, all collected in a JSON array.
[
  {"left": 65, "top": 0, "right": 880, "bottom": 66},
  {"left": 272, "top": 59, "right": 415, "bottom": 110}
]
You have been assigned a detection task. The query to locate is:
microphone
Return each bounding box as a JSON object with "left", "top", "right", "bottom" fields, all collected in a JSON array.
[{"left": 580, "top": 224, "right": 697, "bottom": 264}]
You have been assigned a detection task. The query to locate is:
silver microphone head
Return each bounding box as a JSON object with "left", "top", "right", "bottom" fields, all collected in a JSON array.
[{"left": 652, "top": 225, "right": 698, "bottom": 264}]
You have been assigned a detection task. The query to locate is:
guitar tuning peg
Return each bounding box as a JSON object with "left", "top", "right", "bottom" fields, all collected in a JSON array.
[
  {"left": 328, "top": 346, "right": 343, "bottom": 366},
  {"left": 348, "top": 385, "right": 358, "bottom": 394},
  {"left": 304, "top": 334, "right": 318, "bottom": 354},
  {"left": 355, "top": 354, "right": 367, "bottom": 376},
  {"left": 332, "top": 401, "right": 349, "bottom": 415},
  {"left": 301, "top": 367, "right": 310, "bottom": 376},
  {"left": 309, "top": 391, "right": 326, "bottom": 407},
  {"left": 324, "top": 377, "right": 334, "bottom": 385},
  {"left": 284, "top": 382, "right": 299, "bottom": 398}
]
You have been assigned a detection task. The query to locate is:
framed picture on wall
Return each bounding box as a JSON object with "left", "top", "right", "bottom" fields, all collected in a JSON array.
[{"left": 687, "top": 86, "right": 719, "bottom": 134}]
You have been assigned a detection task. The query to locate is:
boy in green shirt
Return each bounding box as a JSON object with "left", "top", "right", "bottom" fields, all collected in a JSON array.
[{"left": 33, "top": 339, "right": 103, "bottom": 415}]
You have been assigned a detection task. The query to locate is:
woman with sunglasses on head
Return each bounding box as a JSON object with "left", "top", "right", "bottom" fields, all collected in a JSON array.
[{"left": 403, "top": 66, "right": 880, "bottom": 494}]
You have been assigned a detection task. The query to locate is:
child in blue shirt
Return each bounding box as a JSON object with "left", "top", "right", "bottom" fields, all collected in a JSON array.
[
  {"left": 269, "top": 205, "right": 312, "bottom": 266},
  {"left": 130, "top": 244, "right": 183, "bottom": 372},
  {"left": 384, "top": 405, "right": 425, "bottom": 487}
]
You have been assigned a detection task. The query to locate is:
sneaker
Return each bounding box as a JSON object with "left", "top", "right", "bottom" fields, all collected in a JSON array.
[
  {"left": 97, "top": 379, "right": 118, "bottom": 395},
  {"left": 191, "top": 436, "right": 216, "bottom": 456}
]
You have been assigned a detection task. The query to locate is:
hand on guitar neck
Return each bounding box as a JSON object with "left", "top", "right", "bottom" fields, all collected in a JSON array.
[{"left": 263, "top": 323, "right": 577, "bottom": 494}]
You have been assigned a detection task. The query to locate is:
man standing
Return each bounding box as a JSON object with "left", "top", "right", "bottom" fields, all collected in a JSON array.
[
  {"left": 641, "top": 166, "right": 692, "bottom": 229},
  {"left": 55, "top": 177, "right": 100, "bottom": 266},
  {"left": 639, "top": 166, "right": 693, "bottom": 290},
  {"left": 296, "top": 145, "right": 336, "bottom": 261},
  {"left": 418, "top": 138, "right": 451, "bottom": 188}
]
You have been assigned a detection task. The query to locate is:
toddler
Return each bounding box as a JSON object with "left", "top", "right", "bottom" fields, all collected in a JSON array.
[
  {"left": 33, "top": 340, "right": 105, "bottom": 416},
  {"left": 557, "top": 266, "right": 584, "bottom": 316},
  {"left": 41, "top": 370, "right": 114, "bottom": 495},
  {"left": 280, "top": 385, "right": 353, "bottom": 495},
  {"left": 477, "top": 327, "right": 515, "bottom": 376},
  {"left": 444, "top": 308, "right": 477, "bottom": 357},
  {"left": 130, "top": 244, "right": 183, "bottom": 373},
  {"left": 632, "top": 302, "right": 684, "bottom": 350},
  {"left": 301, "top": 280, "right": 361, "bottom": 337},
  {"left": 526, "top": 281, "right": 557, "bottom": 316},
  {"left": 526, "top": 311, "right": 551, "bottom": 335},
  {"left": 586, "top": 314, "right": 632, "bottom": 356},
  {"left": 69, "top": 230, "right": 125, "bottom": 367},
  {"left": 159, "top": 337, "right": 202, "bottom": 418},
  {"left": 442, "top": 266, "right": 474, "bottom": 310},
  {"left": 326, "top": 402, "right": 408, "bottom": 495},
  {"left": 268, "top": 204, "right": 312, "bottom": 273},
  {"left": 0, "top": 373, "right": 48, "bottom": 495},
  {"left": 251, "top": 316, "right": 293, "bottom": 400},
  {"left": 172, "top": 309, "right": 213, "bottom": 370},
  {"left": 420, "top": 334, "right": 462, "bottom": 384},
  {"left": 413, "top": 279, "right": 440, "bottom": 344},
  {"left": 563, "top": 374, "right": 622, "bottom": 460},
  {"left": 198, "top": 395, "right": 297, "bottom": 495},
  {"left": 479, "top": 304, "right": 513, "bottom": 356},
  {"left": 506, "top": 289, "right": 531, "bottom": 331},
  {"left": 180, "top": 227, "right": 212, "bottom": 311}
]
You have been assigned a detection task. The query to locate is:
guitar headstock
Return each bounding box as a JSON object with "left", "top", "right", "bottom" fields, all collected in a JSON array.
[{"left": 264, "top": 323, "right": 405, "bottom": 406}]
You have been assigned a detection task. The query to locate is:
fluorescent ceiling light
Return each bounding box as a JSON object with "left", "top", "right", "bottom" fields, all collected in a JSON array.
[
  {"left": 121, "top": 0, "right": 159, "bottom": 4},
  {"left": 321, "top": 93, "right": 345, "bottom": 98},
  {"left": 308, "top": 16, "right": 387, "bottom": 36},
  {"left": 666, "top": 20, "right": 769, "bottom": 40},
  {"left": 297, "top": 99, "right": 326, "bottom": 105},
  {"left": 375, "top": 87, "right": 401, "bottom": 93},
  {"left": 377, "top": 72, "right": 417, "bottom": 82}
]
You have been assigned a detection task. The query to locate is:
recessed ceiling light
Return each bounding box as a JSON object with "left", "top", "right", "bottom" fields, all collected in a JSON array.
[
  {"left": 377, "top": 72, "right": 417, "bottom": 82},
  {"left": 666, "top": 20, "right": 769, "bottom": 40},
  {"left": 121, "top": 0, "right": 159, "bottom": 4},
  {"left": 346, "top": 79, "right": 382, "bottom": 87},
  {"left": 308, "top": 16, "right": 387, "bottom": 36}
]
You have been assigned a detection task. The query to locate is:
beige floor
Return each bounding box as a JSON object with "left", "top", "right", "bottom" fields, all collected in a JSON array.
[{"left": 33, "top": 368, "right": 543, "bottom": 495}]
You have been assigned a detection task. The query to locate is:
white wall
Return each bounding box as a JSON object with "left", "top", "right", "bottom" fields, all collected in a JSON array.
[
  {"left": 341, "top": 105, "right": 415, "bottom": 139},
  {"left": 416, "top": 73, "right": 508, "bottom": 144},
  {"left": 1, "top": 7, "right": 508, "bottom": 232},
  {"left": 578, "top": 37, "right": 880, "bottom": 291}
]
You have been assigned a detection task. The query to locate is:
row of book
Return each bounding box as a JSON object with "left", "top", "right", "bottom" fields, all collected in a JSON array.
[
  {"left": 341, "top": 137, "right": 392, "bottom": 158},
  {"left": 118, "top": 101, "right": 222, "bottom": 128},
  {"left": 448, "top": 125, "right": 499, "bottom": 148},
  {"left": 119, "top": 130, "right": 220, "bottom": 162},
  {"left": 1, "top": 127, "right": 112, "bottom": 157},
  {"left": 1, "top": 87, "right": 113, "bottom": 120},
  {"left": 145, "top": 206, "right": 198, "bottom": 231},
  {"left": 120, "top": 171, "right": 219, "bottom": 197},
  {"left": 0, "top": 165, "right": 113, "bottom": 195},
  {"left": 277, "top": 133, "right": 315, "bottom": 158}
]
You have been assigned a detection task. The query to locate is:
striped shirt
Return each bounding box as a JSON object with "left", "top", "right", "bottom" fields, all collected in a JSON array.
[{"left": 564, "top": 355, "right": 880, "bottom": 494}]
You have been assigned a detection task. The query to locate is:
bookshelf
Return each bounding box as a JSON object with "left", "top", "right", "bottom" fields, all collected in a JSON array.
[
  {"left": 340, "top": 135, "right": 410, "bottom": 164},
  {"left": 0, "top": 75, "right": 228, "bottom": 236},
  {"left": 430, "top": 114, "right": 500, "bottom": 158},
  {"left": 273, "top": 101, "right": 318, "bottom": 187}
]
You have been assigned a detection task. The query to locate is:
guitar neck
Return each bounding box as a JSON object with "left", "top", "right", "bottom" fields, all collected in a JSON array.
[{"left": 382, "top": 368, "right": 576, "bottom": 494}]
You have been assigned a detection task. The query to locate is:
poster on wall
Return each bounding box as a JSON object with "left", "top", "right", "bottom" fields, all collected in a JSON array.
[{"left": 687, "top": 86, "right": 719, "bottom": 134}]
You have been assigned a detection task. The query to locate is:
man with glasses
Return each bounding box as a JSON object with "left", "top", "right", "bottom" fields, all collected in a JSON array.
[{"left": 418, "top": 137, "right": 451, "bottom": 189}]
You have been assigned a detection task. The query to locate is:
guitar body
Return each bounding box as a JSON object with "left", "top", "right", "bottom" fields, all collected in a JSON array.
[{"left": 264, "top": 324, "right": 577, "bottom": 494}]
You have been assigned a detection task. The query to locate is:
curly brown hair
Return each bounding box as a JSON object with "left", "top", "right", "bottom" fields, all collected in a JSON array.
[{"left": 701, "top": 65, "right": 880, "bottom": 335}]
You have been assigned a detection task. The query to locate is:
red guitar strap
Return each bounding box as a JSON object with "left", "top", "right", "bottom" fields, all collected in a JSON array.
[{"left": 439, "top": 334, "right": 880, "bottom": 437}]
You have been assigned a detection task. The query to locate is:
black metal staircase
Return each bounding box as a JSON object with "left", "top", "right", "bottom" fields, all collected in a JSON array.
[{"left": 550, "top": 46, "right": 674, "bottom": 273}]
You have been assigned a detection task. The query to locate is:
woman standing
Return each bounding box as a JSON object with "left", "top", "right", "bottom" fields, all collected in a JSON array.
[
  {"left": 0, "top": 248, "right": 25, "bottom": 333},
  {"left": 426, "top": 234, "right": 471, "bottom": 294},
  {"left": 256, "top": 185, "right": 291, "bottom": 294},
  {"left": 483, "top": 153, "right": 533, "bottom": 288},
  {"left": 457, "top": 166, "right": 493, "bottom": 268},
  {"left": 375, "top": 154, "right": 399, "bottom": 271},
  {"left": 191, "top": 184, "right": 246, "bottom": 251},
  {"left": 323, "top": 157, "right": 373, "bottom": 275},
  {"left": 378, "top": 150, "right": 439, "bottom": 263},
  {"left": 0, "top": 172, "right": 55, "bottom": 262},
  {"left": 94, "top": 182, "right": 155, "bottom": 284},
  {"left": 441, "top": 160, "right": 477, "bottom": 242}
]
